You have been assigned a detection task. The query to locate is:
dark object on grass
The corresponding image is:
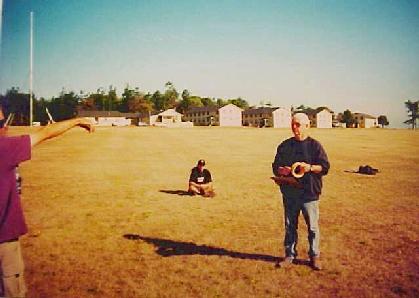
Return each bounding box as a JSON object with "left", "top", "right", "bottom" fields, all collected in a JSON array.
[
  {"left": 345, "top": 165, "right": 379, "bottom": 175},
  {"left": 358, "top": 165, "right": 379, "bottom": 175}
]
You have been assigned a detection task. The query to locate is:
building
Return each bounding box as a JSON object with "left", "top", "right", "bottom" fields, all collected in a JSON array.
[
  {"left": 243, "top": 107, "right": 276, "bottom": 127},
  {"left": 77, "top": 110, "right": 145, "bottom": 126},
  {"left": 242, "top": 107, "right": 291, "bottom": 128},
  {"left": 183, "top": 106, "right": 219, "bottom": 126},
  {"left": 353, "top": 113, "right": 377, "bottom": 128},
  {"left": 307, "top": 107, "right": 333, "bottom": 128},
  {"left": 272, "top": 107, "right": 292, "bottom": 128},
  {"left": 184, "top": 103, "right": 243, "bottom": 127},
  {"left": 315, "top": 108, "right": 333, "bottom": 128},
  {"left": 219, "top": 104, "right": 243, "bottom": 127},
  {"left": 150, "top": 109, "right": 193, "bottom": 127}
]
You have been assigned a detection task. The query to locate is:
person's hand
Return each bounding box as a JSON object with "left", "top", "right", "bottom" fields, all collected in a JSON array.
[
  {"left": 77, "top": 118, "right": 95, "bottom": 133},
  {"left": 278, "top": 166, "right": 291, "bottom": 176},
  {"left": 298, "top": 162, "right": 311, "bottom": 173},
  {"left": 0, "top": 126, "right": 8, "bottom": 136}
]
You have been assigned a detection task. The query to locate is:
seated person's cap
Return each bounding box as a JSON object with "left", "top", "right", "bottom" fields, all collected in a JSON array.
[{"left": 197, "top": 159, "right": 206, "bottom": 166}]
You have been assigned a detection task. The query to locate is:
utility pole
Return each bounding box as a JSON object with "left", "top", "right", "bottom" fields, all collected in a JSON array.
[{"left": 29, "top": 11, "right": 34, "bottom": 126}]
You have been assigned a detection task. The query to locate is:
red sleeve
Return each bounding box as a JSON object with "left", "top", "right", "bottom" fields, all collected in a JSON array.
[{"left": 0, "top": 135, "right": 32, "bottom": 168}]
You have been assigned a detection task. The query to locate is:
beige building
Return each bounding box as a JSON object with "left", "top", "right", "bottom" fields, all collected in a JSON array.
[
  {"left": 184, "top": 103, "right": 242, "bottom": 127},
  {"left": 183, "top": 106, "right": 219, "bottom": 126},
  {"left": 243, "top": 107, "right": 276, "bottom": 127},
  {"left": 353, "top": 113, "right": 377, "bottom": 128}
]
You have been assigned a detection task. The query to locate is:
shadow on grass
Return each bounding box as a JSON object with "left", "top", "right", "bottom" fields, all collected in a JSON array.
[
  {"left": 123, "top": 234, "right": 280, "bottom": 264},
  {"left": 159, "top": 189, "right": 193, "bottom": 196}
]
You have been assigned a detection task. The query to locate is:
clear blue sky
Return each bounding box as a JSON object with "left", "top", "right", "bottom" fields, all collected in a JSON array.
[{"left": 1, "top": 0, "right": 418, "bottom": 127}]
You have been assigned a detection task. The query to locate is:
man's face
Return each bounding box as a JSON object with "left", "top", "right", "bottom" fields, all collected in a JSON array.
[
  {"left": 291, "top": 118, "right": 308, "bottom": 140},
  {"left": 197, "top": 164, "right": 204, "bottom": 172}
]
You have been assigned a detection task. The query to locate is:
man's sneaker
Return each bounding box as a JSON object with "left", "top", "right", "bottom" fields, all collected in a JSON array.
[
  {"left": 278, "top": 256, "right": 294, "bottom": 268},
  {"left": 310, "top": 256, "right": 322, "bottom": 271}
]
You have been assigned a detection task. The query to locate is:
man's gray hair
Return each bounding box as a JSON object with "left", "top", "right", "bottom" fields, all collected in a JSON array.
[{"left": 292, "top": 113, "right": 310, "bottom": 126}]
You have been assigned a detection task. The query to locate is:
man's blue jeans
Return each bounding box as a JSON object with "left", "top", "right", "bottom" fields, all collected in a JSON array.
[{"left": 282, "top": 196, "right": 320, "bottom": 258}]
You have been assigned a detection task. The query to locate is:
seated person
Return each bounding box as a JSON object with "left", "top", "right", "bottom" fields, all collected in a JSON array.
[{"left": 188, "top": 159, "right": 215, "bottom": 197}]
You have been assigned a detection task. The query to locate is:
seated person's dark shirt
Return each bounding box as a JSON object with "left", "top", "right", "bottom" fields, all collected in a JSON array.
[{"left": 189, "top": 167, "right": 212, "bottom": 184}]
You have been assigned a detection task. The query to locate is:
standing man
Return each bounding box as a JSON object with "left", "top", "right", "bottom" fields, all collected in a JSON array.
[
  {"left": 0, "top": 103, "right": 94, "bottom": 297},
  {"left": 188, "top": 159, "right": 215, "bottom": 197},
  {"left": 272, "top": 113, "right": 330, "bottom": 270}
]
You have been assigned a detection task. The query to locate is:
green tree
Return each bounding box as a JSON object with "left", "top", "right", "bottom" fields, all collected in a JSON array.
[
  {"left": 181, "top": 89, "right": 190, "bottom": 101},
  {"left": 341, "top": 109, "right": 355, "bottom": 127},
  {"left": 163, "top": 81, "right": 179, "bottom": 109},
  {"left": 3, "top": 88, "right": 30, "bottom": 125},
  {"left": 34, "top": 97, "right": 50, "bottom": 124},
  {"left": 120, "top": 86, "right": 136, "bottom": 112},
  {"left": 199, "top": 97, "right": 216, "bottom": 107},
  {"left": 107, "top": 86, "right": 119, "bottom": 111},
  {"left": 177, "top": 95, "right": 203, "bottom": 114},
  {"left": 128, "top": 94, "right": 153, "bottom": 114},
  {"left": 294, "top": 104, "right": 315, "bottom": 115},
  {"left": 86, "top": 88, "right": 107, "bottom": 111},
  {"left": 79, "top": 96, "right": 97, "bottom": 111},
  {"left": 377, "top": 115, "right": 389, "bottom": 128},
  {"left": 48, "top": 91, "right": 79, "bottom": 121},
  {"left": 216, "top": 98, "right": 227, "bottom": 107},
  {"left": 404, "top": 100, "right": 418, "bottom": 129},
  {"left": 151, "top": 90, "right": 165, "bottom": 112},
  {"left": 228, "top": 97, "right": 249, "bottom": 109}
]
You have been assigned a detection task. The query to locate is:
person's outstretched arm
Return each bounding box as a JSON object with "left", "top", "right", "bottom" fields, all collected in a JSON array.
[{"left": 30, "top": 118, "right": 94, "bottom": 147}]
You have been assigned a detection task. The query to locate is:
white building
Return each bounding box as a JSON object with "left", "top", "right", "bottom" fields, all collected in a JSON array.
[
  {"left": 219, "top": 104, "right": 243, "bottom": 127},
  {"left": 150, "top": 109, "right": 192, "bottom": 127},
  {"left": 315, "top": 109, "right": 333, "bottom": 128},
  {"left": 184, "top": 104, "right": 243, "bottom": 127},
  {"left": 273, "top": 107, "right": 292, "bottom": 128},
  {"left": 77, "top": 110, "right": 139, "bottom": 126}
]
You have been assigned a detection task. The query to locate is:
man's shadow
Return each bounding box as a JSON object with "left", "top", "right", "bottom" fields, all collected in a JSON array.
[
  {"left": 123, "top": 234, "right": 280, "bottom": 264},
  {"left": 159, "top": 189, "right": 192, "bottom": 196}
]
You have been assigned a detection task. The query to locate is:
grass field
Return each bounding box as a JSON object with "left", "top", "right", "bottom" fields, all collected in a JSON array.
[{"left": 10, "top": 126, "right": 419, "bottom": 297}]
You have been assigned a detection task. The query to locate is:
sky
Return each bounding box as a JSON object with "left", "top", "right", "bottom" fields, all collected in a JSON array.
[{"left": 0, "top": 0, "right": 418, "bottom": 127}]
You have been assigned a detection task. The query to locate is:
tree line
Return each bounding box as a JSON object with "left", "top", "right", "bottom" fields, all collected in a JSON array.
[
  {"left": 0, "top": 82, "right": 249, "bottom": 125},
  {"left": 0, "top": 83, "right": 417, "bottom": 128}
]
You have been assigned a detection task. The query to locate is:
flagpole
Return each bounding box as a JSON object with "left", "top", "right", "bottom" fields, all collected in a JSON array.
[{"left": 29, "top": 11, "right": 33, "bottom": 126}]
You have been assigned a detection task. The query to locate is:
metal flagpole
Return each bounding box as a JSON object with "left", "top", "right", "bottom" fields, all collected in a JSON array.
[{"left": 29, "top": 11, "right": 33, "bottom": 126}]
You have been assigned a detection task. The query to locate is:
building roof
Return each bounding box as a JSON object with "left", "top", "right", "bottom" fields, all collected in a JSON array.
[
  {"left": 219, "top": 103, "right": 243, "bottom": 111},
  {"left": 243, "top": 107, "right": 279, "bottom": 115},
  {"left": 353, "top": 112, "right": 376, "bottom": 119},
  {"left": 185, "top": 106, "right": 219, "bottom": 113},
  {"left": 77, "top": 110, "right": 142, "bottom": 118},
  {"left": 316, "top": 107, "right": 333, "bottom": 114},
  {"left": 158, "top": 109, "right": 182, "bottom": 117}
]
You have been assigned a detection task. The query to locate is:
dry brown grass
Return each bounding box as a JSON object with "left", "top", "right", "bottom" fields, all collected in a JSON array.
[{"left": 8, "top": 126, "right": 419, "bottom": 297}]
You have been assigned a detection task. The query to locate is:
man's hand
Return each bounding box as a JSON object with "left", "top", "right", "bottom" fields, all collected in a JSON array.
[
  {"left": 278, "top": 166, "right": 291, "bottom": 176},
  {"left": 298, "top": 162, "right": 311, "bottom": 173},
  {"left": 77, "top": 118, "right": 95, "bottom": 133}
]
